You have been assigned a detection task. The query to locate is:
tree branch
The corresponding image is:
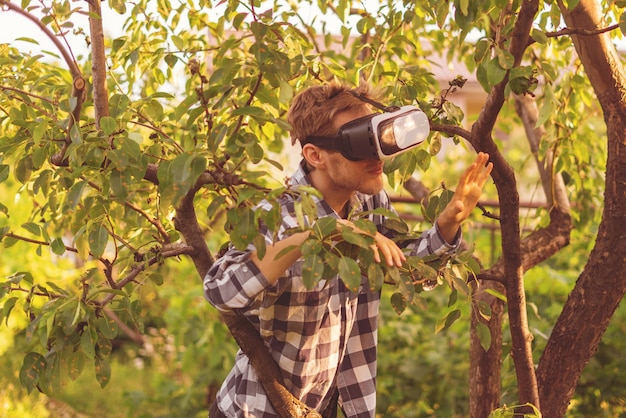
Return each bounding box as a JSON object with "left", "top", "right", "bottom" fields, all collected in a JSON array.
[
  {"left": 87, "top": 0, "right": 110, "bottom": 124},
  {"left": 103, "top": 307, "right": 145, "bottom": 345},
  {"left": 467, "top": 0, "right": 542, "bottom": 413},
  {"left": 547, "top": 23, "right": 620, "bottom": 38},
  {"left": 99, "top": 243, "right": 195, "bottom": 305},
  {"left": 0, "top": 0, "right": 81, "bottom": 78},
  {"left": 430, "top": 122, "right": 472, "bottom": 141},
  {"left": 4, "top": 231, "right": 77, "bottom": 253},
  {"left": 0, "top": 0, "right": 88, "bottom": 165}
]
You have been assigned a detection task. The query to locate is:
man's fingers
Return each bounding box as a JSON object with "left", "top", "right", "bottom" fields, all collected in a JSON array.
[
  {"left": 371, "top": 245, "right": 381, "bottom": 263},
  {"left": 373, "top": 234, "right": 405, "bottom": 267}
]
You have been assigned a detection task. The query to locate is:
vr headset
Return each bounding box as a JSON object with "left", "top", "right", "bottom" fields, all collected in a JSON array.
[{"left": 302, "top": 101, "right": 430, "bottom": 161}]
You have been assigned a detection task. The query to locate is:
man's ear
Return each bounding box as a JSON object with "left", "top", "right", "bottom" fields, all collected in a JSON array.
[{"left": 302, "top": 144, "right": 327, "bottom": 169}]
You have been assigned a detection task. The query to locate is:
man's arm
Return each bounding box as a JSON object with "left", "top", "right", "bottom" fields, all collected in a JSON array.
[
  {"left": 250, "top": 219, "right": 407, "bottom": 284},
  {"left": 249, "top": 230, "right": 309, "bottom": 285},
  {"left": 436, "top": 152, "right": 493, "bottom": 243}
]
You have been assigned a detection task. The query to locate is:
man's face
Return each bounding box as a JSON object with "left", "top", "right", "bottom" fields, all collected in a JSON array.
[{"left": 322, "top": 108, "right": 385, "bottom": 196}]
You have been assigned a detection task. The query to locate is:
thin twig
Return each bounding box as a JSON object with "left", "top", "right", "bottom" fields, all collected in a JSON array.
[{"left": 99, "top": 243, "right": 195, "bottom": 305}]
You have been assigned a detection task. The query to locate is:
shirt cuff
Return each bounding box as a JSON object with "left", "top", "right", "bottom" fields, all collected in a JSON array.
[{"left": 434, "top": 222, "right": 462, "bottom": 252}]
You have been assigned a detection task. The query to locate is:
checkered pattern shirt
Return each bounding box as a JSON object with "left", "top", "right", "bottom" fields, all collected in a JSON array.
[{"left": 204, "top": 161, "right": 460, "bottom": 417}]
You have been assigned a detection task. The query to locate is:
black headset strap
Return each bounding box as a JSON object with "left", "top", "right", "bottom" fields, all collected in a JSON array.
[{"left": 301, "top": 135, "right": 342, "bottom": 152}]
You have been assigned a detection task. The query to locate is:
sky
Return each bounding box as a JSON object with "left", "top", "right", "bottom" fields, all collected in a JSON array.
[
  {"left": 2, "top": 2, "right": 624, "bottom": 68},
  {"left": 0, "top": 1, "right": 353, "bottom": 59},
  {"left": 0, "top": 2, "right": 126, "bottom": 58}
]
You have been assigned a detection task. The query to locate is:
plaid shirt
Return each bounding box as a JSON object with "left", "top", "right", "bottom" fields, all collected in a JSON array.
[{"left": 204, "top": 161, "right": 460, "bottom": 418}]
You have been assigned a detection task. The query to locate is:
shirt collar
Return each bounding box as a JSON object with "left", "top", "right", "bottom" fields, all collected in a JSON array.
[{"left": 291, "top": 159, "right": 365, "bottom": 218}]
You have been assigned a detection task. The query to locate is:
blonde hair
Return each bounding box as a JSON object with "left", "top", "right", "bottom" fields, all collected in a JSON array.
[{"left": 287, "top": 82, "right": 380, "bottom": 146}]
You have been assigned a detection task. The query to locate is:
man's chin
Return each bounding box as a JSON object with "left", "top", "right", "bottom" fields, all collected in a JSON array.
[{"left": 358, "top": 182, "right": 384, "bottom": 196}]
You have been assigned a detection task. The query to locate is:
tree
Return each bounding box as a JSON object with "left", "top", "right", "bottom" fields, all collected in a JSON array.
[{"left": 0, "top": 0, "right": 624, "bottom": 416}]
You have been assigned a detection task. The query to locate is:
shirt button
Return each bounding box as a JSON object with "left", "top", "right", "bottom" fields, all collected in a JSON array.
[{"left": 242, "top": 266, "right": 249, "bottom": 273}]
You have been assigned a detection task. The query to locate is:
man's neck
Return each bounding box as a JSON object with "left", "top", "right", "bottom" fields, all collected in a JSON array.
[{"left": 307, "top": 169, "right": 353, "bottom": 218}]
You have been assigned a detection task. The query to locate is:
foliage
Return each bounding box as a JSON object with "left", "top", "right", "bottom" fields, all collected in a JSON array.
[{"left": 1, "top": 0, "right": 626, "bottom": 416}]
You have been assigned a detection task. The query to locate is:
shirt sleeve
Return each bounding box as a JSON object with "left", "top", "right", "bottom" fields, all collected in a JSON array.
[
  {"left": 203, "top": 247, "right": 271, "bottom": 312},
  {"left": 404, "top": 221, "right": 462, "bottom": 258},
  {"left": 365, "top": 190, "right": 462, "bottom": 257}
]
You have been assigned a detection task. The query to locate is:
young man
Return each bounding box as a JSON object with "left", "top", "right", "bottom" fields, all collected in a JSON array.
[{"left": 204, "top": 82, "right": 493, "bottom": 417}]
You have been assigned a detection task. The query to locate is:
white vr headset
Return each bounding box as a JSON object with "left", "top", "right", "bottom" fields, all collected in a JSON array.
[{"left": 302, "top": 97, "right": 430, "bottom": 161}]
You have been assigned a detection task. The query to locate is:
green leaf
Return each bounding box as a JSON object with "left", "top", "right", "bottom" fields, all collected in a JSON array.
[
  {"left": 81, "top": 328, "right": 96, "bottom": 360},
  {"left": 96, "top": 316, "right": 119, "bottom": 339},
  {"left": 476, "top": 322, "right": 492, "bottom": 351},
  {"left": 301, "top": 238, "right": 322, "bottom": 256},
  {"left": 70, "top": 124, "right": 82, "bottom": 144},
  {"left": 313, "top": 217, "right": 337, "bottom": 237},
  {"left": 363, "top": 207, "right": 398, "bottom": 218},
  {"left": 109, "top": 169, "right": 129, "bottom": 199},
  {"left": 383, "top": 218, "right": 409, "bottom": 234},
  {"left": 109, "top": 0, "right": 127, "bottom": 14},
  {"left": 338, "top": 256, "right": 361, "bottom": 291},
  {"left": 96, "top": 334, "right": 113, "bottom": 358},
  {"left": 20, "top": 352, "right": 47, "bottom": 393},
  {"left": 352, "top": 219, "right": 377, "bottom": 236},
  {"left": 231, "top": 106, "right": 266, "bottom": 117},
  {"left": 100, "top": 116, "right": 117, "bottom": 135},
  {"left": 148, "top": 272, "right": 164, "bottom": 285},
  {"left": 478, "top": 300, "right": 492, "bottom": 320},
  {"left": 302, "top": 253, "right": 325, "bottom": 289},
  {"left": 531, "top": 28, "right": 548, "bottom": 44},
  {"left": 459, "top": 0, "right": 469, "bottom": 16},
  {"left": 164, "top": 53, "right": 178, "bottom": 68},
  {"left": 537, "top": 84, "right": 555, "bottom": 127},
  {"left": 88, "top": 224, "right": 109, "bottom": 258},
  {"left": 15, "top": 156, "right": 33, "bottom": 183},
  {"left": 448, "top": 289, "right": 458, "bottom": 307},
  {"left": 252, "top": 234, "right": 267, "bottom": 260},
  {"left": 15, "top": 37, "right": 40, "bottom": 45},
  {"left": 21, "top": 222, "right": 41, "bottom": 237},
  {"left": 435, "top": 309, "right": 462, "bottom": 333},
  {"left": 109, "top": 94, "right": 130, "bottom": 117},
  {"left": 94, "top": 356, "right": 111, "bottom": 388},
  {"left": 230, "top": 207, "right": 256, "bottom": 250},
  {"left": 171, "top": 153, "right": 206, "bottom": 187},
  {"left": 206, "top": 196, "right": 227, "bottom": 219},
  {"left": 620, "top": 12, "right": 626, "bottom": 37},
  {"left": 0, "top": 164, "right": 9, "bottom": 183},
  {"left": 485, "top": 288, "right": 508, "bottom": 302},
  {"left": 367, "top": 263, "right": 384, "bottom": 292},
  {"left": 2, "top": 297, "right": 19, "bottom": 325},
  {"left": 341, "top": 228, "right": 372, "bottom": 248},
  {"left": 390, "top": 292, "right": 407, "bottom": 315},
  {"left": 495, "top": 47, "right": 514, "bottom": 70},
  {"left": 65, "top": 180, "right": 86, "bottom": 210},
  {"left": 50, "top": 237, "right": 66, "bottom": 255},
  {"left": 68, "top": 350, "right": 86, "bottom": 381},
  {"left": 474, "top": 38, "right": 491, "bottom": 64},
  {"left": 246, "top": 141, "right": 264, "bottom": 164},
  {"left": 452, "top": 274, "right": 471, "bottom": 296}
]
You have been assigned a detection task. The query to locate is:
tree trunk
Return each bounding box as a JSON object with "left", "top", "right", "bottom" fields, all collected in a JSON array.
[
  {"left": 469, "top": 281, "right": 505, "bottom": 418},
  {"left": 537, "top": 1, "right": 626, "bottom": 416},
  {"left": 469, "top": 0, "right": 542, "bottom": 410},
  {"left": 174, "top": 181, "right": 317, "bottom": 417}
]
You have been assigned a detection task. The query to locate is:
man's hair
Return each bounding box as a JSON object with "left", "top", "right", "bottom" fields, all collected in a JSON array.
[{"left": 287, "top": 82, "right": 380, "bottom": 146}]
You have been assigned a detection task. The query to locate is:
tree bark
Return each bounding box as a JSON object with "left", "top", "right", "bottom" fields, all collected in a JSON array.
[
  {"left": 174, "top": 182, "right": 317, "bottom": 417},
  {"left": 469, "top": 280, "right": 505, "bottom": 418},
  {"left": 536, "top": 1, "right": 626, "bottom": 416},
  {"left": 88, "top": 0, "right": 109, "bottom": 124},
  {"left": 468, "top": 0, "right": 542, "bottom": 411}
]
